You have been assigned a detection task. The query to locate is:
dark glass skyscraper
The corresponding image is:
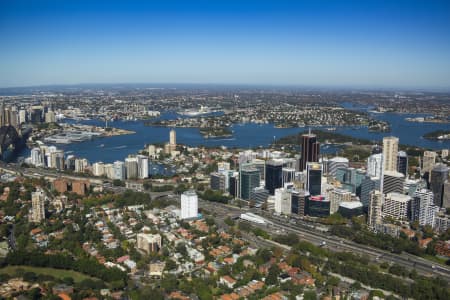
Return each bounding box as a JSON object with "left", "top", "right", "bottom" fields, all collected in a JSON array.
[
  {"left": 300, "top": 131, "right": 320, "bottom": 171},
  {"left": 430, "top": 164, "right": 449, "bottom": 207},
  {"left": 265, "top": 160, "right": 283, "bottom": 195},
  {"left": 306, "top": 162, "right": 322, "bottom": 196},
  {"left": 397, "top": 151, "right": 408, "bottom": 176},
  {"left": 240, "top": 168, "right": 260, "bottom": 200}
]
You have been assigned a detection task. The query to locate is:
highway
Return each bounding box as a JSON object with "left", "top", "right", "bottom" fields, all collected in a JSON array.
[{"left": 198, "top": 200, "right": 450, "bottom": 282}]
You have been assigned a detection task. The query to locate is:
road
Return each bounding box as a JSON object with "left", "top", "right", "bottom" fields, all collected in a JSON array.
[{"left": 198, "top": 200, "right": 450, "bottom": 282}]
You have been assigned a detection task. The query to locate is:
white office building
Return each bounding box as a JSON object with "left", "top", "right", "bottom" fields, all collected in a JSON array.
[
  {"left": 137, "top": 155, "right": 149, "bottom": 179},
  {"left": 274, "top": 187, "right": 292, "bottom": 215},
  {"left": 181, "top": 190, "right": 198, "bottom": 219},
  {"left": 367, "top": 153, "right": 383, "bottom": 178},
  {"left": 383, "top": 192, "right": 411, "bottom": 221}
]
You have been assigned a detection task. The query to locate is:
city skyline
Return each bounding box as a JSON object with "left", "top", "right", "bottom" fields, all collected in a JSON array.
[{"left": 1, "top": 0, "right": 450, "bottom": 89}]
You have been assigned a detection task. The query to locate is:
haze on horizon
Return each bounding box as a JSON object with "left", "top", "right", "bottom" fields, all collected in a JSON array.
[{"left": 1, "top": 0, "right": 450, "bottom": 90}]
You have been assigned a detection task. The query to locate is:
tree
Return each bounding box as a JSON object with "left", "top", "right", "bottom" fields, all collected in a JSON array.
[
  {"left": 265, "top": 264, "right": 280, "bottom": 285},
  {"left": 303, "top": 290, "right": 317, "bottom": 300}
]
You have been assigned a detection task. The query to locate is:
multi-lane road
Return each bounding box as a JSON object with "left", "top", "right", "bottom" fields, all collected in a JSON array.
[{"left": 198, "top": 199, "right": 450, "bottom": 282}]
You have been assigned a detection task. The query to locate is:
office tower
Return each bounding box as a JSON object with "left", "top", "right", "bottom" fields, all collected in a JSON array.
[
  {"left": 306, "top": 196, "right": 330, "bottom": 217},
  {"left": 397, "top": 151, "right": 408, "bottom": 176},
  {"left": 412, "top": 189, "right": 438, "bottom": 227},
  {"left": 327, "top": 157, "right": 349, "bottom": 177},
  {"left": 169, "top": 129, "right": 176, "bottom": 146},
  {"left": 240, "top": 168, "right": 260, "bottom": 200},
  {"left": 282, "top": 167, "right": 296, "bottom": 186},
  {"left": 367, "top": 153, "right": 383, "bottom": 178},
  {"left": 113, "top": 161, "right": 125, "bottom": 181},
  {"left": 265, "top": 160, "right": 283, "bottom": 195},
  {"left": 125, "top": 157, "right": 138, "bottom": 179},
  {"left": 45, "top": 110, "right": 56, "bottom": 123},
  {"left": 328, "top": 188, "right": 352, "bottom": 214},
  {"left": 137, "top": 155, "right": 149, "bottom": 179},
  {"left": 383, "top": 136, "right": 399, "bottom": 172},
  {"left": 30, "top": 148, "right": 43, "bottom": 167},
  {"left": 181, "top": 190, "right": 198, "bottom": 219},
  {"left": 442, "top": 149, "right": 449, "bottom": 159},
  {"left": 229, "top": 173, "right": 239, "bottom": 198},
  {"left": 50, "top": 150, "right": 65, "bottom": 171},
  {"left": 430, "top": 164, "right": 449, "bottom": 207},
  {"left": 137, "top": 233, "right": 162, "bottom": 253},
  {"left": 291, "top": 189, "right": 309, "bottom": 216},
  {"left": 31, "top": 189, "right": 45, "bottom": 223},
  {"left": 383, "top": 193, "right": 411, "bottom": 221},
  {"left": 30, "top": 106, "right": 43, "bottom": 124},
  {"left": 422, "top": 151, "right": 437, "bottom": 174},
  {"left": 368, "top": 190, "right": 382, "bottom": 229},
  {"left": 274, "top": 187, "right": 292, "bottom": 215},
  {"left": 19, "top": 109, "right": 27, "bottom": 124},
  {"left": 65, "top": 155, "right": 76, "bottom": 171},
  {"left": 383, "top": 171, "right": 405, "bottom": 194},
  {"left": 360, "top": 176, "right": 379, "bottom": 208},
  {"left": 104, "top": 164, "right": 114, "bottom": 179},
  {"left": 210, "top": 172, "right": 227, "bottom": 192},
  {"left": 250, "top": 187, "right": 270, "bottom": 206},
  {"left": 92, "top": 162, "right": 105, "bottom": 177},
  {"left": 306, "top": 162, "right": 322, "bottom": 196},
  {"left": 75, "top": 158, "right": 89, "bottom": 173},
  {"left": 443, "top": 181, "right": 450, "bottom": 208},
  {"left": 9, "top": 106, "right": 18, "bottom": 128},
  {"left": 147, "top": 145, "right": 157, "bottom": 158},
  {"left": 300, "top": 131, "right": 320, "bottom": 171},
  {"left": 251, "top": 159, "right": 266, "bottom": 180}
]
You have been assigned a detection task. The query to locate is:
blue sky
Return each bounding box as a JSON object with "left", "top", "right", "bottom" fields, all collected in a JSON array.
[{"left": 1, "top": 0, "right": 450, "bottom": 89}]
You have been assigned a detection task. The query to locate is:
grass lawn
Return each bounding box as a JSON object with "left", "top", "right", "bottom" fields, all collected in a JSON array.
[{"left": 0, "top": 265, "right": 94, "bottom": 283}]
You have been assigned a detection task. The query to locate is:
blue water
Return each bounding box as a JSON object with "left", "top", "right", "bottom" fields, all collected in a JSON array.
[{"left": 18, "top": 108, "right": 449, "bottom": 164}]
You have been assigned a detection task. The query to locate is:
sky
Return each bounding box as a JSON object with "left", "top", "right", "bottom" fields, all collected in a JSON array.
[{"left": 1, "top": 0, "right": 450, "bottom": 89}]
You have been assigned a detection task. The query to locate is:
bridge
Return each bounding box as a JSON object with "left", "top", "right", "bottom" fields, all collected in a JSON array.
[{"left": 0, "top": 125, "right": 21, "bottom": 159}]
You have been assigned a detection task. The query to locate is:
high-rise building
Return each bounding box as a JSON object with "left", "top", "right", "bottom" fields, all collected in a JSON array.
[
  {"left": 137, "top": 155, "right": 149, "bottom": 179},
  {"left": 30, "top": 148, "right": 44, "bottom": 167},
  {"left": 300, "top": 131, "right": 320, "bottom": 171},
  {"left": 367, "top": 153, "right": 383, "bottom": 178},
  {"left": 360, "top": 176, "right": 380, "bottom": 208},
  {"left": 265, "top": 160, "right": 283, "bottom": 195},
  {"left": 250, "top": 187, "right": 270, "bottom": 206},
  {"left": 274, "top": 187, "right": 292, "bottom": 215},
  {"left": 368, "top": 190, "right": 382, "bottom": 229},
  {"left": 412, "top": 189, "right": 438, "bottom": 226},
  {"left": 31, "top": 189, "right": 45, "bottom": 223},
  {"left": 45, "top": 110, "right": 56, "bottom": 123},
  {"left": 210, "top": 172, "right": 227, "bottom": 192},
  {"left": 422, "top": 151, "right": 437, "bottom": 175},
  {"left": 291, "top": 189, "right": 309, "bottom": 216},
  {"left": 92, "top": 162, "right": 105, "bottom": 177},
  {"left": 19, "top": 109, "right": 27, "bottom": 124},
  {"left": 430, "top": 164, "right": 449, "bottom": 207},
  {"left": 328, "top": 188, "right": 352, "bottom": 214},
  {"left": 50, "top": 150, "right": 65, "bottom": 171},
  {"left": 327, "top": 157, "right": 349, "bottom": 177},
  {"left": 383, "top": 171, "right": 404, "bottom": 194},
  {"left": 443, "top": 181, "right": 450, "bottom": 208},
  {"left": 282, "top": 167, "right": 296, "bottom": 187},
  {"left": 305, "top": 195, "right": 330, "bottom": 217},
  {"left": 125, "top": 157, "right": 138, "bottom": 179},
  {"left": 383, "top": 192, "right": 411, "bottom": 221},
  {"left": 397, "top": 151, "right": 408, "bottom": 176},
  {"left": 306, "top": 162, "right": 322, "bottom": 196},
  {"left": 383, "top": 136, "right": 399, "bottom": 173},
  {"left": 75, "top": 158, "right": 89, "bottom": 173},
  {"left": 240, "top": 168, "right": 260, "bottom": 200},
  {"left": 181, "top": 190, "right": 198, "bottom": 219},
  {"left": 113, "top": 161, "right": 125, "bottom": 181},
  {"left": 169, "top": 129, "right": 176, "bottom": 146},
  {"left": 229, "top": 173, "right": 239, "bottom": 198}
]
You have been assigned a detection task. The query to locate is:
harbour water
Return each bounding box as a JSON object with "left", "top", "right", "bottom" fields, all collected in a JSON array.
[{"left": 18, "top": 109, "right": 449, "bottom": 164}]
